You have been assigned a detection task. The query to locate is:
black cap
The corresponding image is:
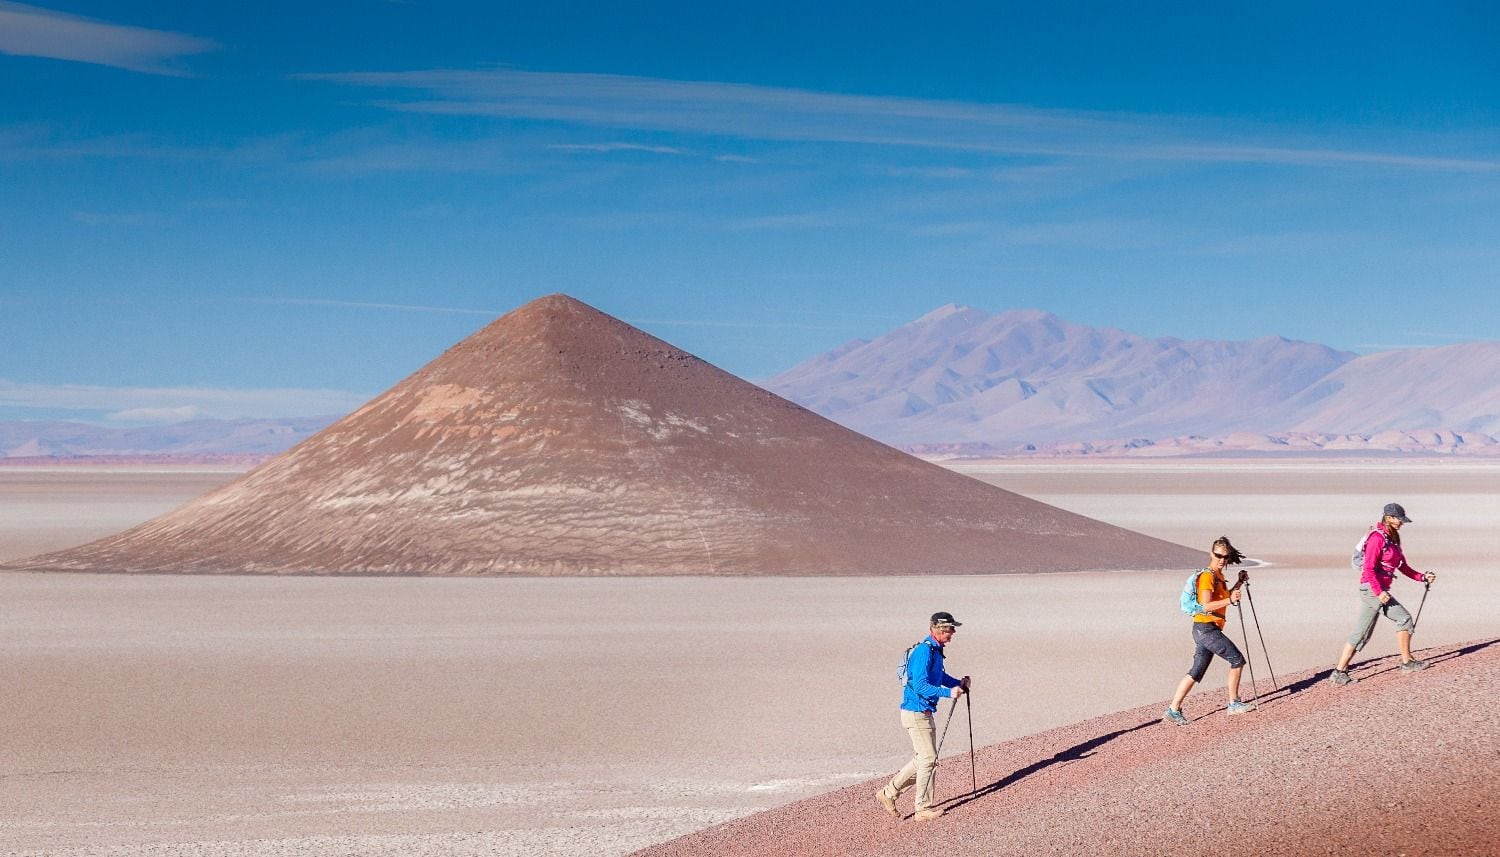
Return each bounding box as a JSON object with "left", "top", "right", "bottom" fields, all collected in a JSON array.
[
  {"left": 1383, "top": 502, "right": 1412, "bottom": 523},
  {"left": 930, "top": 611, "right": 962, "bottom": 628}
]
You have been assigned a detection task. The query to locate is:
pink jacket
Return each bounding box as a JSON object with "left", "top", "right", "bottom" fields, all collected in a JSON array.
[{"left": 1361, "top": 525, "right": 1425, "bottom": 596}]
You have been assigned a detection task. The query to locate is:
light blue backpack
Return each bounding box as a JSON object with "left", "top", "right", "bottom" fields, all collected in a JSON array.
[
  {"left": 1179, "top": 569, "right": 1211, "bottom": 616},
  {"left": 896, "top": 638, "right": 936, "bottom": 687}
]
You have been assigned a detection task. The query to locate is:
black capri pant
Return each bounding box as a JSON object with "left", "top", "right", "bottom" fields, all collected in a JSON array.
[{"left": 1187, "top": 622, "right": 1245, "bottom": 682}]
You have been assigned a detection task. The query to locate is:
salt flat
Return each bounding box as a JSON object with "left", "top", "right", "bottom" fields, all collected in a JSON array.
[{"left": 0, "top": 461, "right": 1494, "bottom": 856}]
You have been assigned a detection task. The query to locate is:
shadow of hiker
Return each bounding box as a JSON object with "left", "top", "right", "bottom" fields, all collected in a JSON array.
[
  {"left": 940, "top": 719, "right": 1156, "bottom": 812},
  {"left": 1423, "top": 637, "right": 1498, "bottom": 665},
  {"left": 931, "top": 638, "right": 1498, "bottom": 814},
  {"left": 1350, "top": 638, "right": 1498, "bottom": 682},
  {"left": 1240, "top": 638, "right": 1500, "bottom": 706}
]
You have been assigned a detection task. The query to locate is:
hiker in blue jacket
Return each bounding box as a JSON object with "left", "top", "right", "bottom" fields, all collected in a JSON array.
[{"left": 875, "top": 611, "right": 970, "bottom": 822}]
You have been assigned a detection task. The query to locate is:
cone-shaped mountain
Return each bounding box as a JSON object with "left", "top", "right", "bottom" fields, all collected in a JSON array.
[{"left": 16, "top": 295, "right": 1199, "bottom": 575}]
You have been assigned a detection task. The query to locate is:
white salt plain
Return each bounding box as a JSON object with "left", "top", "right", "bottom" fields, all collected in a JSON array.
[{"left": 0, "top": 461, "right": 1494, "bottom": 856}]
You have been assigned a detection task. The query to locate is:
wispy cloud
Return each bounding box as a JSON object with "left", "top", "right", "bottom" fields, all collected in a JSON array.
[
  {"left": 725, "top": 211, "right": 852, "bottom": 231},
  {"left": 297, "top": 68, "right": 1500, "bottom": 173},
  {"left": 909, "top": 217, "right": 1175, "bottom": 249},
  {"left": 244, "top": 296, "right": 860, "bottom": 332},
  {"left": 628, "top": 318, "right": 857, "bottom": 331},
  {"left": 71, "top": 210, "right": 152, "bottom": 226},
  {"left": 0, "top": 2, "right": 216, "bottom": 76},
  {"left": 244, "top": 297, "right": 503, "bottom": 316},
  {"left": 0, "top": 379, "right": 368, "bottom": 421},
  {"left": 548, "top": 142, "right": 689, "bottom": 155},
  {"left": 107, "top": 405, "right": 202, "bottom": 423}
]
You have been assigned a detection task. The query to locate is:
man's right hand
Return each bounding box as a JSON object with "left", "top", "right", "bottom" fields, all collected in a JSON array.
[{"left": 952, "top": 686, "right": 965, "bottom": 698}]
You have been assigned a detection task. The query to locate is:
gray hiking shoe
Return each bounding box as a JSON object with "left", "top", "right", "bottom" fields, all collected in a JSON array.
[
  {"left": 1163, "top": 707, "right": 1189, "bottom": 726},
  {"left": 1226, "top": 699, "right": 1256, "bottom": 715},
  {"left": 1401, "top": 658, "right": 1429, "bottom": 672},
  {"left": 1330, "top": 669, "right": 1355, "bottom": 686}
]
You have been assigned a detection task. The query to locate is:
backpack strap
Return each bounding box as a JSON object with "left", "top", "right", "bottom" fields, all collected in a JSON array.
[
  {"left": 902, "top": 638, "right": 935, "bottom": 688},
  {"left": 1366, "top": 527, "right": 1390, "bottom": 564},
  {"left": 1196, "top": 568, "right": 1214, "bottom": 596}
]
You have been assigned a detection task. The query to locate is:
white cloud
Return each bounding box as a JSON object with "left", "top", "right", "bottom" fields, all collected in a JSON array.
[
  {"left": 106, "top": 405, "right": 202, "bottom": 423},
  {"left": 297, "top": 68, "right": 1500, "bottom": 173},
  {"left": 0, "top": 379, "right": 368, "bottom": 421},
  {"left": 243, "top": 296, "right": 856, "bottom": 332},
  {"left": 548, "top": 142, "right": 689, "bottom": 155},
  {"left": 0, "top": 2, "right": 216, "bottom": 76},
  {"left": 72, "top": 210, "right": 151, "bottom": 226},
  {"left": 243, "top": 297, "right": 502, "bottom": 316}
]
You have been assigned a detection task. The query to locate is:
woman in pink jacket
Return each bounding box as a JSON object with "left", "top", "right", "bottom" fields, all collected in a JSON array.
[{"left": 1329, "top": 502, "right": 1437, "bottom": 685}]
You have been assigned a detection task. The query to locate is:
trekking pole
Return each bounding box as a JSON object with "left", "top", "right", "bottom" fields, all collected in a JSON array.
[
  {"left": 1234, "top": 601, "right": 1261, "bottom": 705},
  {"left": 934, "top": 695, "right": 960, "bottom": 794},
  {"left": 965, "top": 691, "right": 976, "bottom": 795},
  {"left": 1412, "top": 581, "right": 1431, "bottom": 634},
  {"left": 1243, "top": 583, "right": 1279, "bottom": 690},
  {"left": 936, "top": 695, "right": 959, "bottom": 755}
]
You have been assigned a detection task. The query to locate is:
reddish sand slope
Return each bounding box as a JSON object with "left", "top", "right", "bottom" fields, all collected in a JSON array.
[
  {"left": 12, "top": 295, "right": 1196, "bottom": 575},
  {"left": 635, "top": 640, "right": 1499, "bottom": 856}
]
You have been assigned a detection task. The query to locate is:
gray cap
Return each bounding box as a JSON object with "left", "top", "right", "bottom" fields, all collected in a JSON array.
[
  {"left": 930, "top": 611, "right": 962, "bottom": 628},
  {"left": 1383, "top": 502, "right": 1412, "bottom": 523}
]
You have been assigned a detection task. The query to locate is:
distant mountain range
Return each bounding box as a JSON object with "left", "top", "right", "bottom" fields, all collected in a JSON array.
[
  {"left": 764, "top": 305, "right": 1500, "bottom": 455},
  {"left": 0, "top": 417, "right": 337, "bottom": 461},
  {"left": 7, "top": 304, "right": 1498, "bottom": 462}
]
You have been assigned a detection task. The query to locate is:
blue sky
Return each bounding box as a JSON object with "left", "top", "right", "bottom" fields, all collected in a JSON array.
[{"left": 3, "top": 1, "right": 1498, "bottom": 423}]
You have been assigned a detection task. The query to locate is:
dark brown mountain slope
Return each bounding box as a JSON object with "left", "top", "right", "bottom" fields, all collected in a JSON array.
[{"left": 13, "top": 295, "right": 1198, "bottom": 575}]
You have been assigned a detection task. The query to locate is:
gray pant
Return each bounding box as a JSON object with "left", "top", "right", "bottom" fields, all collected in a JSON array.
[
  {"left": 1187, "top": 622, "right": 1245, "bottom": 682},
  {"left": 1347, "top": 583, "right": 1414, "bottom": 651}
]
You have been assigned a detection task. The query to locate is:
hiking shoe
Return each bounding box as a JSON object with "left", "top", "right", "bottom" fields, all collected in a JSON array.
[
  {"left": 1226, "top": 699, "right": 1256, "bottom": 715},
  {"left": 875, "top": 789, "right": 898, "bottom": 818},
  {"left": 914, "top": 806, "right": 945, "bottom": 821},
  {"left": 1163, "top": 707, "right": 1189, "bottom": 726},
  {"left": 1330, "top": 669, "right": 1355, "bottom": 686},
  {"left": 1401, "top": 658, "right": 1429, "bottom": 672}
]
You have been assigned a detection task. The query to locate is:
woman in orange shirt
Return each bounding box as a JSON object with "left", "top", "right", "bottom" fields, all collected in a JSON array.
[{"left": 1164, "top": 536, "right": 1255, "bottom": 725}]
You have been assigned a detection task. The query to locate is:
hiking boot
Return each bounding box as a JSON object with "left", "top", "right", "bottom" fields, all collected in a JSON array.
[
  {"left": 875, "top": 789, "right": 899, "bottom": 818},
  {"left": 914, "top": 806, "right": 945, "bottom": 821},
  {"left": 1163, "top": 707, "right": 1189, "bottom": 726},
  {"left": 1401, "top": 658, "right": 1429, "bottom": 672},
  {"left": 1226, "top": 699, "right": 1256, "bottom": 715},
  {"left": 1329, "top": 669, "right": 1355, "bottom": 686}
]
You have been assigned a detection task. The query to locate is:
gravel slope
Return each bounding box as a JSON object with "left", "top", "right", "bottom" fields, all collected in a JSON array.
[{"left": 634, "top": 639, "right": 1499, "bottom": 857}]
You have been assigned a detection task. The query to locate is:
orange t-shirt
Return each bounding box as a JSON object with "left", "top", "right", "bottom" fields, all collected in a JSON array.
[{"left": 1192, "top": 568, "right": 1229, "bottom": 628}]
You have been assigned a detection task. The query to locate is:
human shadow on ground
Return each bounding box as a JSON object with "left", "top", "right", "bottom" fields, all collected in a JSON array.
[
  {"left": 1351, "top": 637, "right": 1499, "bottom": 682},
  {"left": 940, "top": 719, "right": 1156, "bottom": 812},
  {"left": 1229, "top": 637, "right": 1499, "bottom": 707},
  {"left": 935, "top": 638, "right": 1496, "bottom": 813}
]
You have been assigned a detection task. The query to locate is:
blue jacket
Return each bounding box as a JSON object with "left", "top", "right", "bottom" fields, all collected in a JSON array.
[{"left": 901, "top": 635, "right": 961, "bottom": 713}]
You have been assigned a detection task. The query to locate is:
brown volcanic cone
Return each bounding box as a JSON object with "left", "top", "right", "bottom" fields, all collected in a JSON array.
[{"left": 14, "top": 295, "right": 1199, "bottom": 575}]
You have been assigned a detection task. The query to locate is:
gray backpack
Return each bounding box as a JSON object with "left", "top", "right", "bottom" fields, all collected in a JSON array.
[{"left": 1350, "top": 528, "right": 1386, "bottom": 571}]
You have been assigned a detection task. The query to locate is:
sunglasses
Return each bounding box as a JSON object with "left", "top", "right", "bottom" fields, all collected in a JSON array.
[{"left": 1212, "top": 551, "right": 1232, "bottom": 560}]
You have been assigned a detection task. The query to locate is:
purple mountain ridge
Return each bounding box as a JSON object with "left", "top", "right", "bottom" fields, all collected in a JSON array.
[
  {"left": 0, "top": 417, "right": 338, "bottom": 460},
  {"left": 764, "top": 306, "right": 1500, "bottom": 451},
  {"left": 8, "top": 307, "right": 1498, "bottom": 461}
]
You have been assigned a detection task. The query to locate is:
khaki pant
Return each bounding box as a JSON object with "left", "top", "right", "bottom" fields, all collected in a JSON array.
[{"left": 882, "top": 709, "right": 939, "bottom": 811}]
